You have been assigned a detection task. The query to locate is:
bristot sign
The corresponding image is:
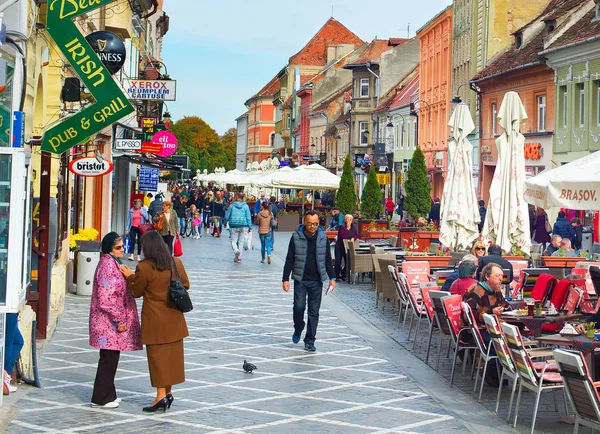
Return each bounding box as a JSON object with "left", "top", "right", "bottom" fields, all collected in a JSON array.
[
  {"left": 123, "top": 79, "right": 177, "bottom": 101},
  {"left": 85, "top": 30, "right": 126, "bottom": 74},
  {"left": 68, "top": 157, "right": 114, "bottom": 177},
  {"left": 41, "top": 0, "right": 134, "bottom": 155}
]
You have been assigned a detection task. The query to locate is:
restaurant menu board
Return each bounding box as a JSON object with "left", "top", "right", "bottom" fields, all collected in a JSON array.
[
  {"left": 443, "top": 297, "right": 463, "bottom": 335},
  {"left": 402, "top": 261, "right": 431, "bottom": 286},
  {"left": 138, "top": 167, "right": 159, "bottom": 192}
]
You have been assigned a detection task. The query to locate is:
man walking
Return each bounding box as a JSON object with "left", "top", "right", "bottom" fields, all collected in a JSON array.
[
  {"left": 282, "top": 211, "right": 336, "bottom": 352},
  {"left": 225, "top": 192, "right": 252, "bottom": 263}
]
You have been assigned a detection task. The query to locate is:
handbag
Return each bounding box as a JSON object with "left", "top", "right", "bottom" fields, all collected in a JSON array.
[
  {"left": 169, "top": 258, "right": 193, "bottom": 313},
  {"left": 138, "top": 223, "right": 155, "bottom": 236},
  {"left": 154, "top": 215, "right": 164, "bottom": 231},
  {"left": 174, "top": 235, "right": 183, "bottom": 257},
  {"left": 544, "top": 217, "right": 552, "bottom": 233},
  {"left": 270, "top": 212, "right": 277, "bottom": 230}
]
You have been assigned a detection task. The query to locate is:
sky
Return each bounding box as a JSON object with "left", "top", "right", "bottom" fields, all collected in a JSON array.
[{"left": 161, "top": 0, "right": 452, "bottom": 135}]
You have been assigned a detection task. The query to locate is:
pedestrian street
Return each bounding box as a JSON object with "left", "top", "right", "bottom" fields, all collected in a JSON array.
[{"left": 7, "top": 233, "right": 480, "bottom": 433}]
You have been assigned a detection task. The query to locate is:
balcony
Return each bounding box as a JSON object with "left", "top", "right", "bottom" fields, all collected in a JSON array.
[
  {"left": 273, "top": 88, "right": 287, "bottom": 106},
  {"left": 274, "top": 120, "right": 283, "bottom": 134}
]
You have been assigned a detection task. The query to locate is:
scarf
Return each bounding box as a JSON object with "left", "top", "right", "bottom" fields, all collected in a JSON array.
[
  {"left": 109, "top": 254, "right": 123, "bottom": 265},
  {"left": 479, "top": 281, "right": 494, "bottom": 295}
]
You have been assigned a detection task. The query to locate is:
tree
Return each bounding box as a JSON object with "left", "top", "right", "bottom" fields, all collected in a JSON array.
[
  {"left": 170, "top": 122, "right": 200, "bottom": 172},
  {"left": 335, "top": 155, "right": 357, "bottom": 215},
  {"left": 220, "top": 128, "right": 237, "bottom": 170},
  {"left": 404, "top": 147, "right": 431, "bottom": 219},
  {"left": 360, "top": 164, "right": 382, "bottom": 219}
]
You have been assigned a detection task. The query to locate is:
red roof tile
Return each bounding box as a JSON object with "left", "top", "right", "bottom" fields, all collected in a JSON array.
[
  {"left": 512, "top": 0, "right": 587, "bottom": 34},
  {"left": 345, "top": 39, "right": 394, "bottom": 67},
  {"left": 388, "top": 38, "right": 409, "bottom": 46},
  {"left": 257, "top": 75, "right": 280, "bottom": 97},
  {"left": 388, "top": 73, "right": 420, "bottom": 110},
  {"left": 545, "top": 7, "right": 600, "bottom": 52},
  {"left": 288, "top": 18, "right": 363, "bottom": 66}
]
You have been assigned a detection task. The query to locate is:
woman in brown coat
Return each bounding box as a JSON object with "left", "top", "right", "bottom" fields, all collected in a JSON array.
[
  {"left": 153, "top": 200, "right": 179, "bottom": 254},
  {"left": 120, "top": 231, "right": 190, "bottom": 413},
  {"left": 256, "top": 201, "right": 273, "bottom": 264}
]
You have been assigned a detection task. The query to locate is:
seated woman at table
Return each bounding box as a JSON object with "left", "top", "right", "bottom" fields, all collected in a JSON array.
[
  {"left": 334, "top": 214, "right": 358, "bottom": 281},
  {"left": 471, "top": 241, "right": 487, "bottom": 260},
  {"left": 449, "top": 261, "right": 478, "bottom": 297}
]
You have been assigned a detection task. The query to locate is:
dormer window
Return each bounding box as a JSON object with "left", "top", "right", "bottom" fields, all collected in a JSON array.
[{"left": 515, "top": 32, "right": 523, "bottom": 49}]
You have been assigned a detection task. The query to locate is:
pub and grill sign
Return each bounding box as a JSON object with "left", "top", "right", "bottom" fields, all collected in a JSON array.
[{"left": 85, "top": 31, "right": 126, "bottom": 74}]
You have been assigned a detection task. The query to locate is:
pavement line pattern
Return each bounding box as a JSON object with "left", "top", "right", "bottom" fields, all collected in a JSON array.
[{"left": 7, "top": 236, "right": 471, "bottom": 433}]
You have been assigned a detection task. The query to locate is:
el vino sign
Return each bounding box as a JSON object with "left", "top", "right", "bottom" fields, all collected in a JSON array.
[{"left": 68, "top": 157, "right": 114, "bottom": 177}]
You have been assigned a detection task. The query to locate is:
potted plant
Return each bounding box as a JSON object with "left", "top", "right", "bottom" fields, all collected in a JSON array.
[
  {"left": 70, "top": 228, "right": 101, "bottom": 253},
  {"left": 404, "top": 243, "right": 452, "bottom": 267},
  {"left": 584, "top": 322, "right": 596, "bottom": 339},
  {"left": 503, "top": 245, "right": 527, "bottom": 261},
  {"left": 356, "top": 165, "right": 386, "bottom": 239},
  {"left": 542, "top": 244, "right": 588, "bottom": 268},
  {"left": 335, "top": 155, "right": 357, "bottom": 216}
]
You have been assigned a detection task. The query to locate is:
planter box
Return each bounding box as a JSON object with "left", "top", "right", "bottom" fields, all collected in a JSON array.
[
  {"left": 277, "top": 214, "right": 300, "bottom": 231},
  {"left": 404, "top": 255, "right": 452, "bottom": 268},
  {"left": 504, "top": 256, "right": 526, "bottom": 261},
  {"left": 398, "top": 229, "right": 440, "bottom": 252},
  {"left": 75, "top": 240, "right": 101, "bottom": 252},
  {"left": 542, "top": 256, "right": 584, "bottom": 268},
  {"left": 357, "top": 219, "right": 388, "bottom": 239},
  {"left": 364, "top": 230, "right": 397, "bottom": 240}
]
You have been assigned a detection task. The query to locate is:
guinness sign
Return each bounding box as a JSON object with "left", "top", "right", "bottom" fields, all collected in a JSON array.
[{"left": 85, "top": 31, "right": 126, "bottom": 75}]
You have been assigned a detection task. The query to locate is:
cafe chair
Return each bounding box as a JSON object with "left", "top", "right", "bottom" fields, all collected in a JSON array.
[
  {"left": 462, "top": 303, "right": 498, "bottom": 401},
  {"left": 389, "top": 235, "right": 398, "bottom": 248},
  {"left": 347, "top": 240, "right": 373, "bottom": 284},
  {"left": 553, "top": 348, "right": 600, "bottom": 433},
  {"left": 389, "top": 265, "right": 411, "bottom": 328},
  {"left": 501, "top": 322, "right": 565, "bottom": 433},
  {"left": 483, "top": 314, "right": 558, "bottom": 423},
  {"left": 376, "top": 256, "right": 398, "bottom": 312},
  {"left": 372, "top": 253, "right": 386, "bottom": 298},
  {"left": 428, "top": 290, "right": 454, "bottom": 369},
  {"left": 511, "top": 271, "right": 529, "bottom": 299},
  {"left": 541, "top": 279, "right": 574, "bottom": 334},
  {"left": 413, "top": 283, "right": 439, "bottom": 351},
  {"left": 563, "top": 286, "right": 583, "bottom": 315},
  {"left": 404, "top": 274, "right": 429, "bottom": 344},
  {"left": 530, "top": 274, "right": 558, "bottom": 304},
  {"left": 442, "top": 294, "right": 477, "bottom": 386}
]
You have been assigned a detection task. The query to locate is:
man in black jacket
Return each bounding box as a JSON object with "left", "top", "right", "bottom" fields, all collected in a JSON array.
[
  {"left": 477, "top": 244, "right": 513, "bottom": 283},
  {"left": 282, "top": 211, "right": 336, "bottom": 352},
  {"left": 173, "top": 196, "right": 187, "bottom": 236},
  {"left": 428, "top": 198, "right": 441, "bottom": 223}
]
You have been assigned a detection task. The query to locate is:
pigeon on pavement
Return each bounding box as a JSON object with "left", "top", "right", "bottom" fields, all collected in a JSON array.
[{"left": 243, "top": 360, "right": 257, "bottom": 373}]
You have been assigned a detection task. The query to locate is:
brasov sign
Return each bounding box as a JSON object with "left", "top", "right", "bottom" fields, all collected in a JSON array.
[
  {"left": 41, "top": 0, "right": 134, "bottom": 155},
  {"left": 153, "top": 130, "right": 178, "bottom": 158},
  {"left": 68, "top": 157, "right": 114, "bottom": 177}
]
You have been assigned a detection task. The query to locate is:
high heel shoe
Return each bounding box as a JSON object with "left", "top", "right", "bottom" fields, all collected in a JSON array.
[
  {"left": 166, "top": 394, "right": 174, "bottom": 409},
  {"left": 142, "top": 396, "right": 169, "bottom": 413}
]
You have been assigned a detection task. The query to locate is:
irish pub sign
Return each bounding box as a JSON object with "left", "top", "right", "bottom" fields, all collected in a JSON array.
[{"left": 42, "top": 0, "right": 134, "bottom": 154}]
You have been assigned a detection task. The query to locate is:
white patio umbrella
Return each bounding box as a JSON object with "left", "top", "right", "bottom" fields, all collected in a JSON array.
[
  {"left": 439, "top": 103, "right": 480, "bottom": 250},
  {"left": 270, "top": 163, "right": 341, "bottom": 190},
  {"left": 524, "top": 150, "right": 600, "bottom": 210},
  {"left": 482, "top": 91, "right": 531, "bottom": 256}
]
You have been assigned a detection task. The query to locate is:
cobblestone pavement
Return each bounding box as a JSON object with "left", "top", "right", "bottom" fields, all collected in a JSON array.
[{"left": 7, "top": 230, "right": 514, "bottom": 433}]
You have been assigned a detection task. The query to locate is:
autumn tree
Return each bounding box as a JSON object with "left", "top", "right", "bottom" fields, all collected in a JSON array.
[
  {"left": 170, "top": 122, "right": 200, "bottom": 172},
  {"left": 220, "top": 128, "right": 237, "bottom": 170}
]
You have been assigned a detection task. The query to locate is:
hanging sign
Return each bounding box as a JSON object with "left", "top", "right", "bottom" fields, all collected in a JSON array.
[
  {"left": 85, "top": 30, "right": 126, "bottom": 74},
  {"left": 41, "top": 0, "right": 134, "bottom": 154},
  {"left": 153, "top": 131, "right": 178, "bottom": 158},
  {"left": 139, "top": 166, "right": 159, "bottom": 191},
  {"left": 68, "top": 157, "right": 114, "bottom": 177},
  {"left": 115, "top": 138, "right": 142, "bottom": 150},
  {"left": 123, "top": 79, "right": 177, "bottom": 101}
]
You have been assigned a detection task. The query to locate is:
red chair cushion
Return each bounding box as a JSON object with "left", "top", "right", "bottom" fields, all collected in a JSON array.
[
  {"left": 541, "top": 371, "right": 563, "bottom": 383},
  {"left": 532, "top": 361, "right": 558, "bottom": 372}
]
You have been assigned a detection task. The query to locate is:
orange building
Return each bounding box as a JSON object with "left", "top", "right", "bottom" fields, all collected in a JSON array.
[
  {"left": 472, "top": 2, "right": 559, "bottom": 203},
  {"left": 245, "top": 76, "right": 280, "bottom": 162},
  {"left": 416, "top": 6, "right": 453, "bottom": 199}
]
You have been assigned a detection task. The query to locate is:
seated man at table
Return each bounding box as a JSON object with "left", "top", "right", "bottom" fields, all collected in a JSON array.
[
  {"left": 328, "top": 207, "right": 345, "bottom": 231},
  {"left": 441, "top": 254, "right": 478, "bottom": 292},
  {"left": 477, "top": 244, "right": 513, "bottom": 282},
  {"left": 551, "top": 238, "right": 578, "bottom": 257},
  {"left": 463, "top": 263, "right": 509, "bottom": 387},
  {"left": 543, "top": 234, "right": 562, "bottom": 256}
]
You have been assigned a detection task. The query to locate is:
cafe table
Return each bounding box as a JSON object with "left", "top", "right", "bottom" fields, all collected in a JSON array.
[
  {"left": 536, "top": 333, "right": 600, "bottom": 380},
  {"left": 500, "top": 312, "right": 582, "bottom": 338}
]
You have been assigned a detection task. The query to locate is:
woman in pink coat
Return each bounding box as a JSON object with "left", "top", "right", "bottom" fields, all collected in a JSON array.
[{"left": 89, "top": 232, "right": 142, "bottom": 408}]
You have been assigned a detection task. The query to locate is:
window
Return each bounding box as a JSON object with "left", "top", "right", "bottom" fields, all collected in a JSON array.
[
  {"left": 537, "top": 95, "right": 546, "bottom": 132},
  {"left": 359, "top": 78, "right": 370, "bottom": 98},
  {"left": 359, "top": 121, "right": 369, "bottom": 146},
  {"left": 578, "top": 84, "right": 585, "bottom": 127},
  {"left": 397, "top": 120, "right": 404, "bottom": 150},
  {"left": 412, "top": 120, "right": 418, "bottom": 149},
  {"left": 491, "top": 102, "right": 497, "bottom": 136},
  {"left": 286, "top": 114, "right": 291, "bottom": 129},
  {"left": 562, "top": 86, "right": 568, "bottom": 128}
]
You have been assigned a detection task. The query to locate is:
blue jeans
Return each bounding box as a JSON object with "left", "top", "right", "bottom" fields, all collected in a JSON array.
[
  {"left": 293, "top": 280, "right": 323, "bottom": 344},
  {"left": 178, "top": 217, "right": 185, "bottom": 235},
  {"left": 259, "top": 232, "right": 272, "bottom": 260},
  {"left": 4, "top": 313, "right": 24, "bottom": 373}
]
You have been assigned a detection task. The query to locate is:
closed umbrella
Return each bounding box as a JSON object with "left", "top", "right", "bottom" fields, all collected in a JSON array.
[
  {"left": 482, "top": 91, "right": 531, "bottom": 256},
  {"left": 439, "top": 103, "right": 480, "bottom": 250}
]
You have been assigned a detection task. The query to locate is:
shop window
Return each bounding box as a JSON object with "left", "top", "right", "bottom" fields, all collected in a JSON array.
[
  {"left": 537, "top": 95, "right": 546, "bottom": 132},
  {"left": 359, "top": 121, "right": 369, "bottom": 146},
  {"left": 359, "top": 78, "right": 370, "bottom": 98}
]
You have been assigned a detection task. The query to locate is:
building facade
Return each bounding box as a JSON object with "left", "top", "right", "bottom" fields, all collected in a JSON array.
[
  {"left": 245, "top": 76, "right": 279, "bottom": 163},
  {"left": 417, "top": 6, "right": 453, "bottom": 199}
]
